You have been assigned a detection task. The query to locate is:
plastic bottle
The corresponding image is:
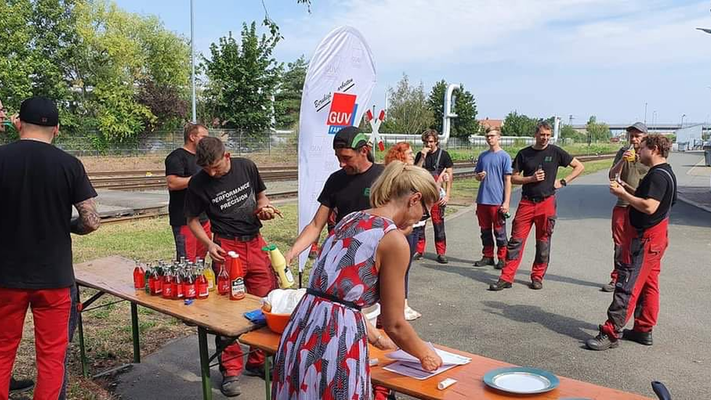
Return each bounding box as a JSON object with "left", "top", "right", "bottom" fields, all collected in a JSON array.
[
  {"left": 227, "top": 251, "right": 246, "bottom": 300},
  {"left": 217, "top": 263, "right": 230, "bottom": 295},
  {"left": 133, "top": 264, "right": 145, "bottom": 289},
  {"left": 263, "top": 244, "right": 294, "bottom": 288}
]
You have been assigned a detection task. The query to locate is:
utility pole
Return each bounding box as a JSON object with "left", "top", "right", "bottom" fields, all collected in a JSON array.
[
  {"left": 190, "top": 0, "right": 197, "bottom": 123},
  {"left": 644, "top": 102, "right": 648, "bottom": 124}
]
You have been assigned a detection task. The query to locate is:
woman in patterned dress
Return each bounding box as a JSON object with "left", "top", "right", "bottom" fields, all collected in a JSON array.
[{"left": 272, "top": 161, "right": 443, "bottom": 400}]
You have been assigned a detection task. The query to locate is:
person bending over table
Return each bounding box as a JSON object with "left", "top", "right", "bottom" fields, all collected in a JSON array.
[{"left": 271, "top": 161, "right": 443, "bottom": 400}]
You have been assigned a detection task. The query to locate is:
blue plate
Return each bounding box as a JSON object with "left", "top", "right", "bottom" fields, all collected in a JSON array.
[{"left": 483, "top": 366, "right": 560, "bottom": 394}]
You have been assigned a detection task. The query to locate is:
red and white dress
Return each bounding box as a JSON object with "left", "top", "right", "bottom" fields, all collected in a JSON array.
[{"left": 272, "top": 211, "right": 396, "bottom": 400}]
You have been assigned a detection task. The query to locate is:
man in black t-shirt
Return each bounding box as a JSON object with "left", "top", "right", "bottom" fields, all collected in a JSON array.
[
  {"left": 0, "top": 97, "right": 100, "bottom": 400},
  {"left": 184, "top": 137, "right": 280, "bottom": 396},
  {"left": 587, "top": 134, "right": 676, "bottom": 351},
  {"left": 490, "top": 121, "right": 584, "bottom": 291},
  {"left": 414, "top": 129, "right": 454, "bottom": 264},
  {"left": 165, "top": 123, "right": 210, "bottom": 262},
  {"left": 284, "top": 126, "right": 384, "bottom": 266}
]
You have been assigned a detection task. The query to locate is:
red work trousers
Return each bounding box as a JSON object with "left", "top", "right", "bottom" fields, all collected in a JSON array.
[
  {"left": 500, "top": 196, "right": 557, "bottom": 283},
  {"left": 601, "top": 217, "right": 668, "bottom": 339},
  {"left": 609, "top": 206, "right": 628, "bottom": 282},
  {"left": 415, "top": 202, "right": 446, "bottom": 255},
  {"left": 0, "top": 287, "right": 73, "bottom": 400},
  {"left": 213, "top": 234, "right": 277, "bottom": 377},
  {"left": 172, "top": 220, "right": 211, "bottom": 262},
  {"left": 476, "top": 204, "right": 508, "bottom": 260}
]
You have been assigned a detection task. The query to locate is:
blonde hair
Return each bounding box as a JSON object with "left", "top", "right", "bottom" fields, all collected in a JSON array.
[{"left": 370, "top": 161, "right": 439, "bottom": 208}]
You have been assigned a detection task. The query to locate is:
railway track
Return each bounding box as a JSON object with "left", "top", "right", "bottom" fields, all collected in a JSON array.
[{"left": 91, "top": 153, "right": 615, "bottom": 191}]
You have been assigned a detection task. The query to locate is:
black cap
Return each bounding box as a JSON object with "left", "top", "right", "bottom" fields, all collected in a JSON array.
[
  {"left": 626, "top": 122, "right": 648, "bottom": 134},
  {"left": 19, "top": 96, "right": 59, "bottom": 127},
  {"left": 333, "top": 126, "right": 368, "bottom": 150}
]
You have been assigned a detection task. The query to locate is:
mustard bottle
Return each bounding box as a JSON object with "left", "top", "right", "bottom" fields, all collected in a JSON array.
[{"left": 263, "top": 244, "right": 295, "bottom": 288}]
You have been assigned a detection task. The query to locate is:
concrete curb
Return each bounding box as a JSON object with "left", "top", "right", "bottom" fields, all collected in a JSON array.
[{"left": 677, "top": 194, "right": 711, "bottom": 214}]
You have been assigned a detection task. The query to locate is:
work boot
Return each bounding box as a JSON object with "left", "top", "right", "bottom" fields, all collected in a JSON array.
[
  {"left": 10, "top": 376, "right": 34, "bottom": 393},
  {"left": 585, "top": 327, "right": 619, "bottom": 351},
  {"left": 601, "top": 280, "right": 615, "bottom": 292},
  {"left": 529, "top": 280, "right": 543, "bottom": 290},
  {"left": 413, "top": 252, "right": 422, "bottom": 261},
  {"left": 244, "top": 364, "right": 273, "bottom": 380},
  {"left": 436, "top": 255, "right": 448, "bottom": 264},
  {"left": 473, "top": 257, "right": 494, "bottom": 267},
  {"left": 220, "top": 375, "right": 242, "bottom": 397},
  {"left": 495, "top": 259, "right": 505, "bottom": 270},
  {"left": 488, "top": 279, "right": 512, "bottom": 291},
  {"left": 622, "top": 329, "right": 653, "bottom": 346}
]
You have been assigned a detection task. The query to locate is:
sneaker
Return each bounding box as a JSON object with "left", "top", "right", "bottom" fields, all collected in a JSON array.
[
  {"left": 244, "top": 364, "right": 272, "bottom": 380},
  {"left": 585, "top": 328, "right": 619, "bottom": 351},
  {"left": 622, "top": 329, "right": 653, "bottom": 346},
  {"left": 220, "top": 375, "right": 242, "bottom": 397},
  {"left": 488, "top": 279, "right": 512, "bottom": 291},
  {"left": 413, "top": 252, "right": 423, "bottom": 261},
  {"left": 529, "top": 280, "right": 543, "bottom": 290},
  {"left": 473, "top": 257, "right": 494, "bottom": 267},
  {"left": 404, "top": 306, "right": 422, "bottom": 321},
  {"left": 494, "top": 259, "right": 505, "bottom": 270},
  {"left": 436, "top": 255, "right": 448, "bottom": 264},
  {"left": 10, "top": 377, "right": 34, "bottom": 393},
  {"left": 601, "top": 280, "right": 615, "bottom": 292}
]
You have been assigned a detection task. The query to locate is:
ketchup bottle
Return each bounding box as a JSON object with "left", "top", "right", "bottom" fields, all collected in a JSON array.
[
  {"left": 228, "top": 251, "right": 246, "bottom": 300},
  {"left": 133, "top": 264, "right": 145, "bottom": 289}
]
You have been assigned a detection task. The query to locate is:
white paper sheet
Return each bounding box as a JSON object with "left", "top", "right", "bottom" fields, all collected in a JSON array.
[
  {"left": 383, "top": 361, "right": 458, "bottom": 380},
  {"left": 385, "top": 344, "right": 471, "bottom": 366}
]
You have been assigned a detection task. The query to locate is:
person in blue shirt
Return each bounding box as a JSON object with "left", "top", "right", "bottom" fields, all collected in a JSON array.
[{"left": 473, "top": 128, "right": 512, "bottom": 269}]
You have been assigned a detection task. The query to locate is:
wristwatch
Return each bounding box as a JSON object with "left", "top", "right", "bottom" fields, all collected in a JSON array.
[{"left": 560, "top": 179, "right": 567, "bottom": 187}]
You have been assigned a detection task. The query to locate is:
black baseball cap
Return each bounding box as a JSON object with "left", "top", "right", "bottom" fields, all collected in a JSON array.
[
  {"left": 626, "top": 122, "right": 648, "bottom": 134},
  {"left": 19, "top": 96, "right": 59, "bottom": 127},
  {"left": 333, "top": 126, "right": 369, "bottom": 150}
]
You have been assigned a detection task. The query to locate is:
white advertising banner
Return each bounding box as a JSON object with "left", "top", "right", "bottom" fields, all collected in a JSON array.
[{"left": 297, "top": 26, "right": 377, "bottom": 273}]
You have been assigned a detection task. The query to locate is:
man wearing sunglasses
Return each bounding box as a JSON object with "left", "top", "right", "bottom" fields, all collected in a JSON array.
[{"left": 413, "top": 129, "right": 453, "bottom": 264}]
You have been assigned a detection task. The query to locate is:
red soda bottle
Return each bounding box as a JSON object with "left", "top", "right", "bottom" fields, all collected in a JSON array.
[
  {"left": 151, "top": 269, "right": 163, "bottom": 296},
  {"left": 162, "top": 270, "right": 174, "bottom": 299},
  {"left": 174, "top": 270, "right": 184, "bottom": 299},
  {"left": 184, "top": 272, "right": 196, "bottom": 299},
  {"left": 217, "top": 263, "right": 230, "bottom": 295},
  {"left": 228, "top": 251, "right": 245, "bottom": 301},
  {"left": 133, "top": 264, "right": 145, "bottom": 289},
  {"left": 197, "top": 268, "right": 209, "bottom": 299}
]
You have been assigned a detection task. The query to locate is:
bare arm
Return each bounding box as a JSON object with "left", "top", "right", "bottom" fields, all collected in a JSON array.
[
  {"left": 444, "top": 166, "right": 453, "bottom": 197},
  {"left": 188, "top": 216, "right": 225, "bottom": 262},
  {"left": 284, "top": 205, "right": 331, "bottom": 265},
  {"left": 511, "top": 170, "right": 533, "bottom": 185},
  {"left": 608, "top": 158, "right": 625, "bottom": 180},
  {"left": 501, "top": 174, "right": 512, "bottom": 213},
  {"left": 562, "top": 157, "right": 585, "bottom": 184},
  {"left": 378, "top": 231, "right": 442, "bottom": 371},
  {"left": 71, "top": 198, "right": 101, "bottom": 235},
  {"left": 611, "top": 185, "right": 661, "bottom": 215},
  {"left": 166, "top": 175, "right": 191, "bottom": 191}
]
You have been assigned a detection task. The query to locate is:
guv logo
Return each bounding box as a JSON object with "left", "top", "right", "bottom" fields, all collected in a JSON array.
[{"left": 326, "top": 92, "right": 358, "bottom": 134}]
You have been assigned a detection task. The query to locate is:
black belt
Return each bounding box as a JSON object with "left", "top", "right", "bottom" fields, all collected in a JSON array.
[
  {"left": 522, "top": 195, "right": 553, "bottom": 203},
  {"left": 306, "top": 288, "right": 362, "bottom": 311},
  {"left": 215, "top": 233, "right": 259, "bottom": 242}
]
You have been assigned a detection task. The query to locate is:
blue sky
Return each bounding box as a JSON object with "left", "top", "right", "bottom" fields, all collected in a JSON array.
[{"left": 115, "top": 0, "right": 711, "bottom": 125}]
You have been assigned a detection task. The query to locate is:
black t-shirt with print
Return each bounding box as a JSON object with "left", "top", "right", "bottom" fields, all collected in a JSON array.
[
  {"left": 317, "top": 163, "right": 384, "bottom": 224},
  {"left": 513, "top": 145, "right": 573, "bottom": 199},
  {"left": 414, "top": 148, "right": 454, "bottom": 176},
  {"left": 0, "top": 140, "right": 97, "bottom": 289},
  {"left": 630, "top": 163, "right": 677, "bottom": 230},
  {"left": 184, "top": 158, "right": 267, "bottom": 237},
  {"left": 165, "top": 148, "right": 207, "bottom": 227}
]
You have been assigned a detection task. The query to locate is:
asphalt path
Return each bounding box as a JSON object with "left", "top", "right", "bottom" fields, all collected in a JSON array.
[{"left": 409, "top": 165, "right": 711, "bottom": 399}]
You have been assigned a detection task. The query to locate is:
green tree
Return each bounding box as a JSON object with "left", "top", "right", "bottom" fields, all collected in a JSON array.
[
  {"left": 560, "top": 124, "right": 584, "bottom": 141},
  {"left": 274, "top": 55, "right": 307, "bottom": 129},
  {"left": 501, "top": 111, "right": 538, "bottom": 137},
  {"left": 586, "top": 116, "right": 611, "bottom": 142},
  {"left": 427, "top": 80, "right": 479, "bottom": 138},
  {"left": 381, "top": 73, "right": 434, "bottom": 134},
  {"left": 202, "top": 22, "right": 282, "bottom": 135}
]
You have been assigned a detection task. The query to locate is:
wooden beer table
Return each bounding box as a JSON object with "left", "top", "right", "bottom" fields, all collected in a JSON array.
[
  {"left": 240, "top": 327, "right": 653, "bottom": 400},
  {"left": 74, "top": 256, "right": 262, "bottom": 400}
]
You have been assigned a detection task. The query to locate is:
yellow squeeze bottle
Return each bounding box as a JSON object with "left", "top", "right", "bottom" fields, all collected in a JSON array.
[
  {"left": 203, "top": 265, "right": 216, "bottom": 291},
  {"left": 263, "top": 244, "right": 295, "bottom": 288}
]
